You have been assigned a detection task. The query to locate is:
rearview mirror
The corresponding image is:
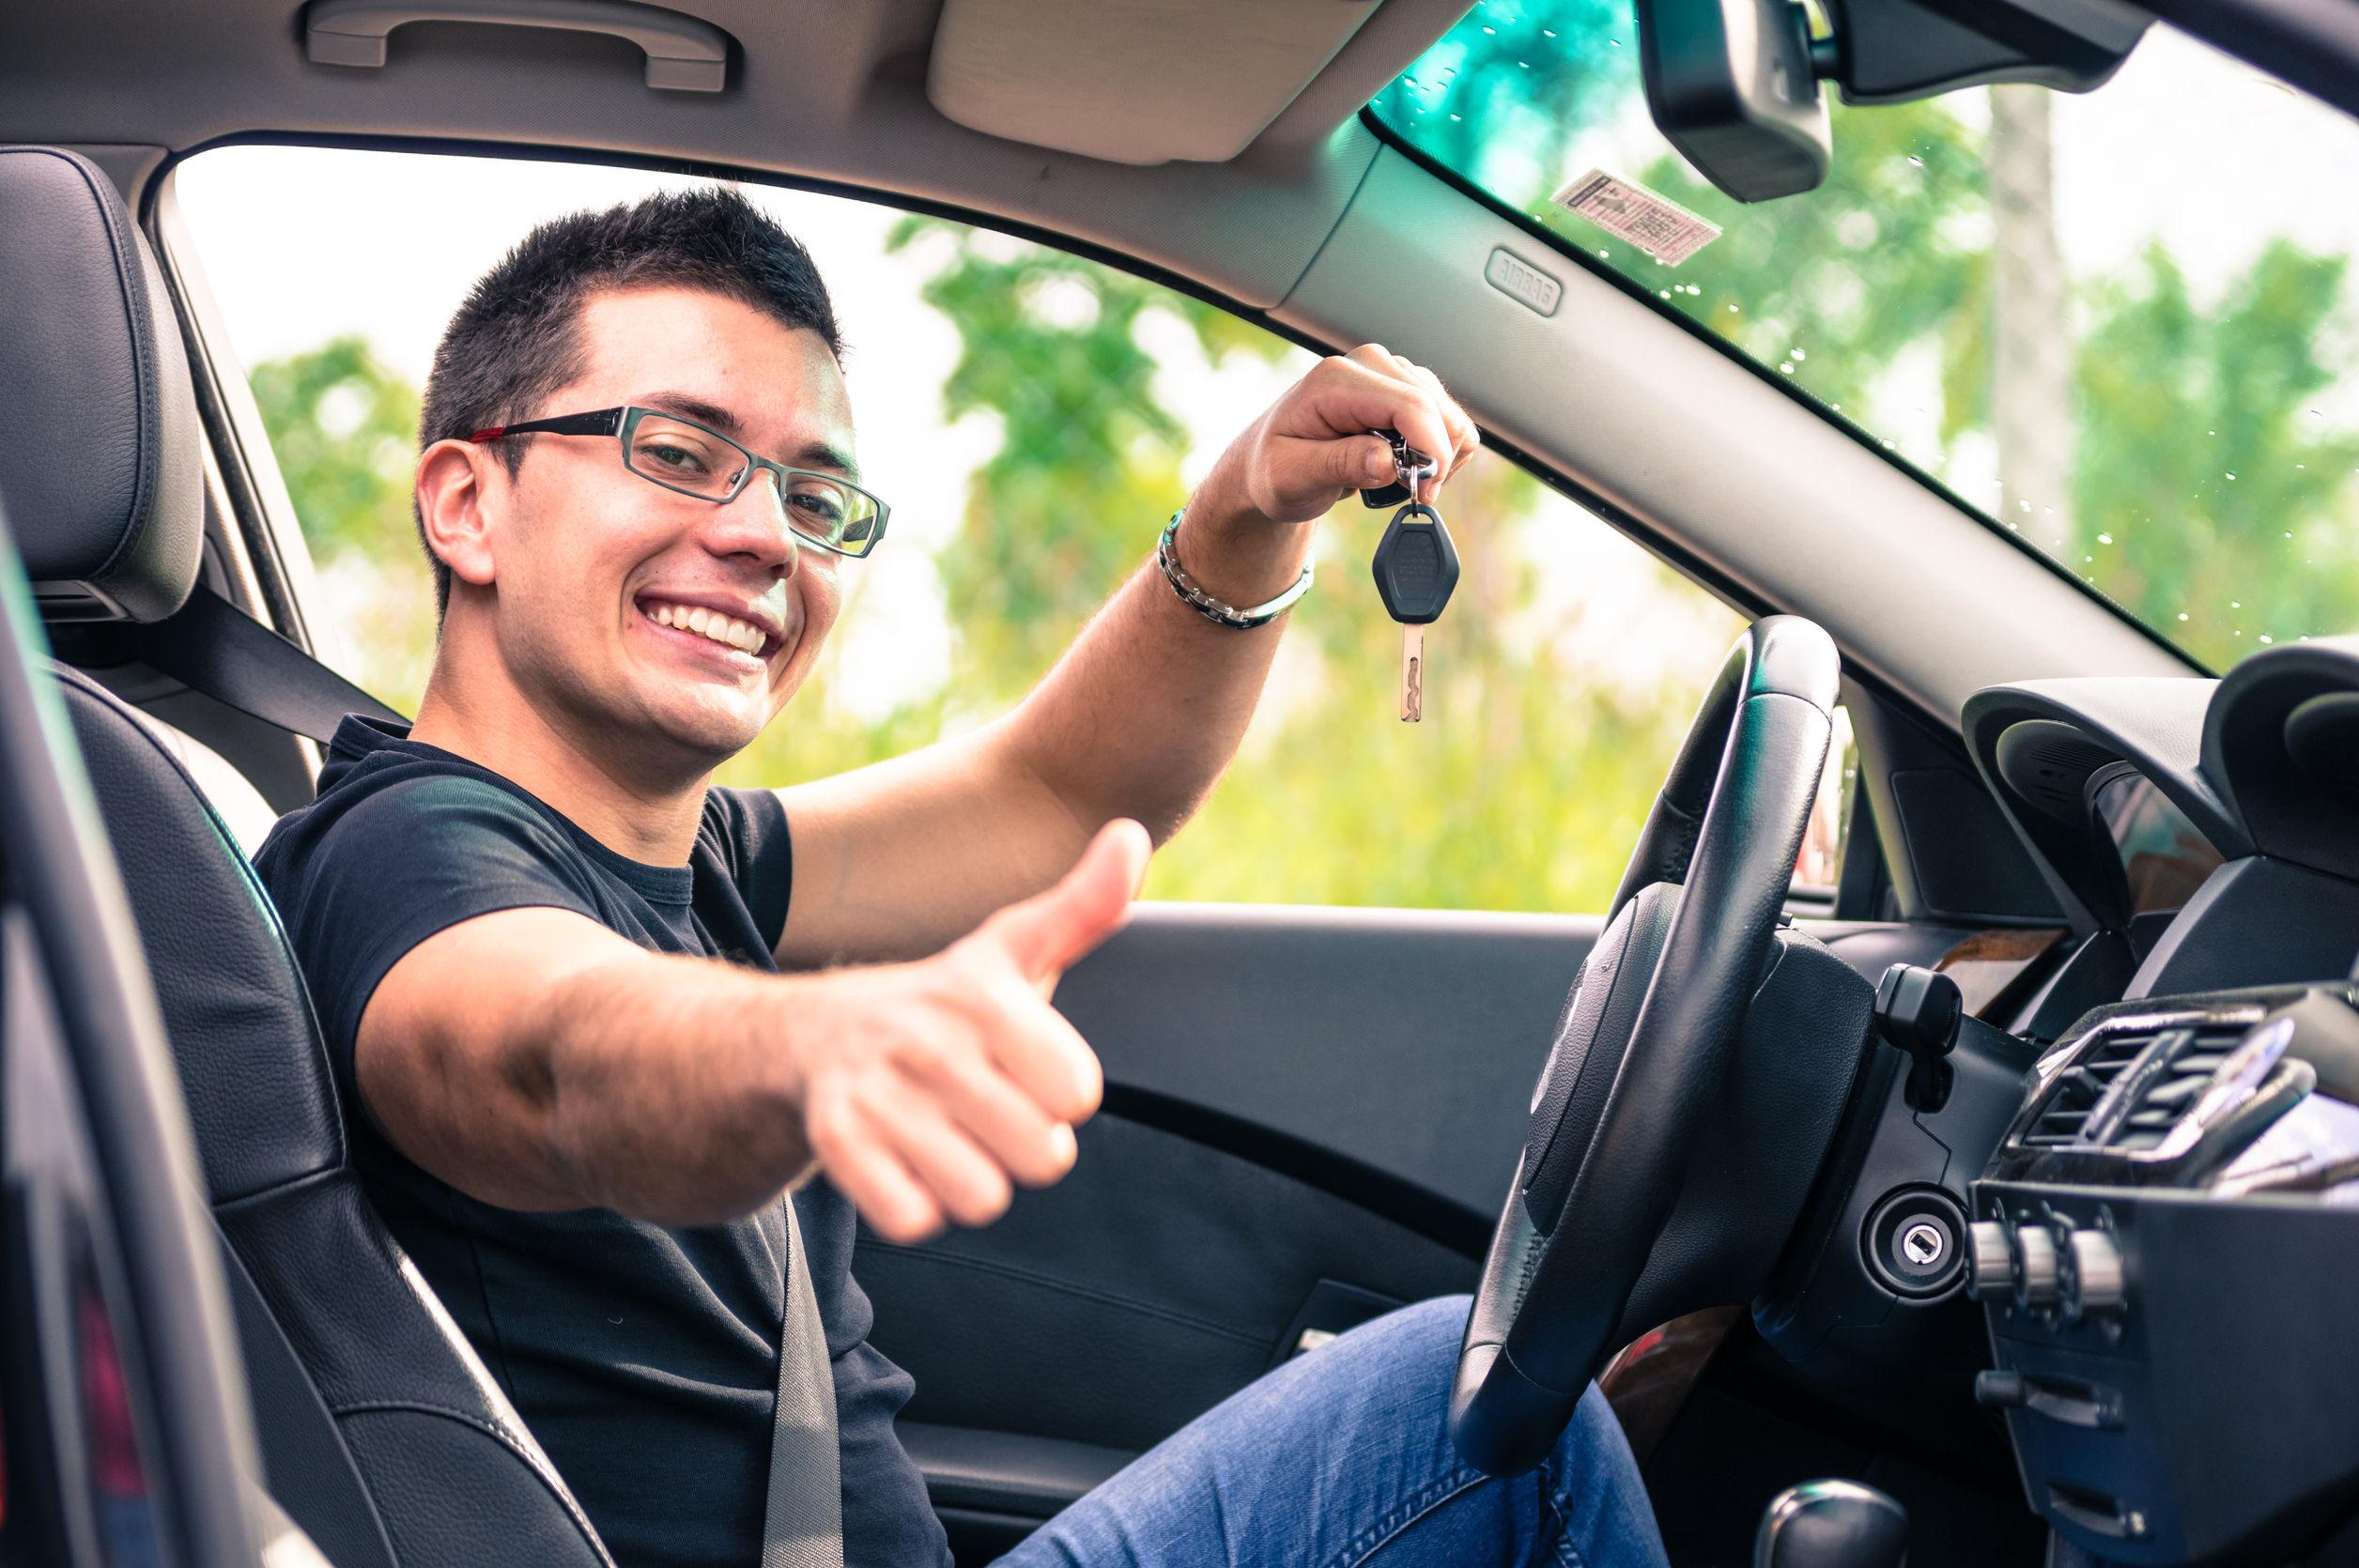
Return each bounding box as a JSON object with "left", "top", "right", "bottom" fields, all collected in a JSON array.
[{"left": 1638, "top": 0, "right": 1831, "bottom": 204}]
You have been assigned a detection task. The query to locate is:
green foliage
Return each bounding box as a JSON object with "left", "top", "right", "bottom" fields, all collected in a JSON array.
[
  {"left": 837, "top": 215, "right": 1735, "bottom": 912},
  {"left": 877, "top": 216, "right": 1294, "bottom": 701},
  {"left": 1630, "top": 101, "right": 1993, "bottom": 442},
  {"left": 250, "top": 335, "right": 421, "bottom": 561},
  {"left": 2074, "top": 240, "right": 2359, "bottom": 664},
  {"left": 1372, "top": 0, "right": 1630, "bottom": 189}
]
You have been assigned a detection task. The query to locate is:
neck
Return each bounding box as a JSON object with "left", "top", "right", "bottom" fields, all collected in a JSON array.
[{"left": 410, "top": 630, "right": 710, "bottom": 866}]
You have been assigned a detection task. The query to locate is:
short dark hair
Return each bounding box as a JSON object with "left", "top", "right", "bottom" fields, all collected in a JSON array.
[{"left": 414, "top": 185, "right": 844, "bottom": 615}]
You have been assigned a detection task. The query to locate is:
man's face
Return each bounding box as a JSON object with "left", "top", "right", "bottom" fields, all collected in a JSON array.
[{"left": 477, "top": 285, "right": 854, "bottom": 772}]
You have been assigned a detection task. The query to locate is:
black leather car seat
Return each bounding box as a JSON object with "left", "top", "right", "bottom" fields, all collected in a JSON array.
[{"left": 0, "top": 145, "right": 615, "bottom": 1567}]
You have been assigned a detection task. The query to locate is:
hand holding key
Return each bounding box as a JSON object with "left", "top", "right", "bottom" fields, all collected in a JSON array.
[
  {"left": 1365, "top": 437, "right": 1460, "bottom": 722},
  {"left": 1183, "top": 345, "right": 1477, "bottom": 530}
]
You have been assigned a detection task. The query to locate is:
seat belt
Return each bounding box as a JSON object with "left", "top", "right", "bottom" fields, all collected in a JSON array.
[
  {"left": 764, "top": 1192, "right": 844, "bottom": 1568},
  {"left": 128, "top": 582, "right": 406, "bottom": 744}
]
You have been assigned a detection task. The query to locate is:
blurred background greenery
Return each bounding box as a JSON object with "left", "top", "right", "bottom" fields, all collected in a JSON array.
[{"left": 224, "top": 1, "right": 2359, "bottom": 914}]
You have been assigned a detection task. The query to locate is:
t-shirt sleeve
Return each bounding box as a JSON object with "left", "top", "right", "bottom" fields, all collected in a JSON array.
[
  {"left": 261, "top": 776, "right": 607, "bottom": 1134},
  {"left": 707, "top": 786, "right": 794, "bottom": 954}
]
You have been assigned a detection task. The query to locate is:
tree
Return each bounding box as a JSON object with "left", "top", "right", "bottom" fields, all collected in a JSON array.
[
  {"left": 875, "top": 217, "right": 1295, "bottom": 702},
  {"left": 250, "top": 335, "right": 421, "bottom": 563},
  {"left": 828, "top": 216, "right": 1737, "bottom": 911},
  {"left": 1989, "top": 84, "right": 2074, "bottom": 536},
  {"left": 2074, "top": 240, "right": 2359, "bottom": 664},
  {"left": 249, "top": 335, "right": 439, "bottom": 708}
]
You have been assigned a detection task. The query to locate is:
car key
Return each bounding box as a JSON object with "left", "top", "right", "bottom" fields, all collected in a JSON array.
[{"left": 1371, "top": 500, "right": 1459, "bottom": 722}]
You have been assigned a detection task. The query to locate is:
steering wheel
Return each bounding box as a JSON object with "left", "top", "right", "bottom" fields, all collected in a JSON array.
[{"left": 1449, "top": 615, "right": 1841, "bottom": 1477}]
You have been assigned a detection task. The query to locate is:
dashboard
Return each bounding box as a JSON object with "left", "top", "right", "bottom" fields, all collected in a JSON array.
[{"left": 1945, "top": 637, "right": 2359, "bottom": 1562}]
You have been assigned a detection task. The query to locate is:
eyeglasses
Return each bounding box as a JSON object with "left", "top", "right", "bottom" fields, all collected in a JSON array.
[{"left": 468, "top": 406, "right": 889, "bottom": 559}]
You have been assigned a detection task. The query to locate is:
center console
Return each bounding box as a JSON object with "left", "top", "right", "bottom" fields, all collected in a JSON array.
[{"left": 1969, "top": 985, "right": 2359, "bottom": 1563}]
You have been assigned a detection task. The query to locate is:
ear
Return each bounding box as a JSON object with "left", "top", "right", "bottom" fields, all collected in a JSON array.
[{"left": 415, "top": 438, "right": 503, "bottom": 593}]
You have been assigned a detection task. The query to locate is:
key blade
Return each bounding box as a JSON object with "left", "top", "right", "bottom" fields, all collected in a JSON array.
[{"left": 1401, "top": 624, "right": 1424, "bottom": 723}]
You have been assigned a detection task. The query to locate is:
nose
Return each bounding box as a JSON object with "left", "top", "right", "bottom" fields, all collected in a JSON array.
[{"left": 703, "top": 466, "right": 801, "bottom": 580}]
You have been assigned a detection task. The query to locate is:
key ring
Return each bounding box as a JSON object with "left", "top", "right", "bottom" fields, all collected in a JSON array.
[
  {"left": 1361, "top": 428, "right": 1439, "bottom": 510},
  {"left": 1383, "top": 429, "right": 1438, "bottom": 493}
]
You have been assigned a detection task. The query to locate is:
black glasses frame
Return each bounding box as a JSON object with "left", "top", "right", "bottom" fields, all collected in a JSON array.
[{"left": 469, "top": 405, "right": 889, "bottom": 559}]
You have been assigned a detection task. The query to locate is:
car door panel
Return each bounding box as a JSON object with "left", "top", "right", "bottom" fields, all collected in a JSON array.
[
  {"left": 858, "top": 901, "right": 1985, "bottom": 1555},
  {"left": 1056, "top": 901, "right": 1607, "bottom": 1216},
  {"left": 861, "top": 901, "right": 1598, "bottom": 1552}
]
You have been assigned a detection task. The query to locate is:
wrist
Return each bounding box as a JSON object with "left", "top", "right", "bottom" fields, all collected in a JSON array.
[{"left": 1172, "top": 483, "right": 1315, "bottom": 607}]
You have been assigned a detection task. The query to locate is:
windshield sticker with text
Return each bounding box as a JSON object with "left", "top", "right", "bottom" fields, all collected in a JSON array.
[{"left": 1552, "top": 170, "right": 1720, "bottom": 267}]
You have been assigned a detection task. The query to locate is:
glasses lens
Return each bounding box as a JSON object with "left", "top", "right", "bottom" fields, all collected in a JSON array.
[
  {"left": 626, "top": 414, "right": 747, "bottom": 498},
  {"left": 782, "top": 472, "right": 882, "bottom": 556}
]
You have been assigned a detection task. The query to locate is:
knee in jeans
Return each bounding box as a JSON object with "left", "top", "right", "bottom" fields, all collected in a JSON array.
[{"left": 1345, "top": 1293, "right": 1473, "bottom": 1367}]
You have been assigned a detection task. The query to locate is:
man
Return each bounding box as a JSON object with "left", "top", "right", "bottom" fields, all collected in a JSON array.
[{"left": 257, "top": 188, "right": 1663, "bottom": 1568}]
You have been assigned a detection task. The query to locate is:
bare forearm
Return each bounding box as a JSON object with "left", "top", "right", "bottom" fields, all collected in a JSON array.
[
  {"left": 367, "top": 841, "right": 1136, "bottom": 1242},
  {"left": 1005, "top": 497, "right": 1317, "bottom": 844},
  {"left": 773, "top": 346, "right": 1475, "bottom": 965},
  {"left": 524, "top": 952, "right": 819, "bottom": 1223}
]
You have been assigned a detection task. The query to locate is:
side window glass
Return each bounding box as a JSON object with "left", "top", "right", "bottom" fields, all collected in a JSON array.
[
  {"left": 175, "top": 146, "right": 1745, "bottom": 914},
  {"left": 1794, "top": 703, "right": 1858, "bottom": 897}
]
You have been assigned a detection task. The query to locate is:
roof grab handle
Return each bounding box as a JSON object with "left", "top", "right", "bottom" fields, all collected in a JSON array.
[{"left": 302, "top": 0, "right": 732, "bottom": 92}]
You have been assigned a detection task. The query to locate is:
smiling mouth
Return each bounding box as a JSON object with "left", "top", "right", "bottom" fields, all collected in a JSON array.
[{"left": 639, "top": 596, "right": 778, "bottom": 659}]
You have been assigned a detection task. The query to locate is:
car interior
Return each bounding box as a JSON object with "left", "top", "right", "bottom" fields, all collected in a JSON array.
[{"left": 5, "top": 2, "right": 2359, "bottom": 1566}]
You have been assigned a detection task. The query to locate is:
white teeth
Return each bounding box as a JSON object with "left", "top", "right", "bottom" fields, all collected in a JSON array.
[{"left": 647, "top": 600, "right": 768, "bottom": 655}]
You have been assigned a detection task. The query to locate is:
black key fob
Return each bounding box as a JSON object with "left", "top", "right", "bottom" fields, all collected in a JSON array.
[
  {"left": 1360, "top": 427, "right": 1433, "bottom": 509},
  {"left": 1371, "top": 502, "right": 1459, "bottom": 624}
]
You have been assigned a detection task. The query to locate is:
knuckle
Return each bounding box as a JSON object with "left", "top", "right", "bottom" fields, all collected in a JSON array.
[
  {"left": 876, "top": 1200, "right": 943, "bottom": 1246},
  {"left": 949, "top": 1170, "right": 1013, "bottom": 1226},
  {"left": 1047, "top": 1067, "right": 1102, "bottom": 1126},
  {"left": 804, "top": 1101, "right": 851, "bottom": 1164},
  {"left": 892, "top": 1028, "right": 954, "bottom": 1083},
  {"left": 1018, "top": 1130, "right": 1075, "bottom": 1186}
]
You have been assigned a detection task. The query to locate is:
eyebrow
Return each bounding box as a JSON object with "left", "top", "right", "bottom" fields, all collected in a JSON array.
[{"left": 636, "top": 390, "right": 861, "bottom": 482}]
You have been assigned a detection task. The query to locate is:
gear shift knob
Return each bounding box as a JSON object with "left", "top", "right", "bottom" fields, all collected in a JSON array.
[{"left": 1753, "top": 1480, "right": 1909, "bottom": 1568}]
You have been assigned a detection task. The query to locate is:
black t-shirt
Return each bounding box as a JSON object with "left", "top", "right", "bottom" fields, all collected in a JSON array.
[{"left": 254, "top": 717, "right": 948, "bottom": 1568}]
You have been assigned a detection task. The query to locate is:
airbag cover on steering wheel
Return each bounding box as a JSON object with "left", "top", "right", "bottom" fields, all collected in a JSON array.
[{"left": 1520, "top": 882, "right": 1681, "bottom": 1235}]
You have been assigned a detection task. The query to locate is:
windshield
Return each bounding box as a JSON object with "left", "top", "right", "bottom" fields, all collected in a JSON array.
[{"left": 1369, "top": 4, "right": 2359, "bottom": 669}]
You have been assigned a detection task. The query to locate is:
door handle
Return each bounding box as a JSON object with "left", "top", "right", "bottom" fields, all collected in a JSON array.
[{"left": 303, "top": 0, "right": 732, "bottom": 91}]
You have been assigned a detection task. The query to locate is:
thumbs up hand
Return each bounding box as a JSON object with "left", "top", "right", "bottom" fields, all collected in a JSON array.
[{"left": 785, "top": 820, "right": 1150, "bottom": 1243}]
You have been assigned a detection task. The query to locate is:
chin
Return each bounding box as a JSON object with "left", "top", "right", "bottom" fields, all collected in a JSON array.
[{"left": 656, "top": 703, "right": 771, "bottom": 765}]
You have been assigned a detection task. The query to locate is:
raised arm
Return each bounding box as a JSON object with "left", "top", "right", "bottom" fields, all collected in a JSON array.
[
  {"left": 777, "top": 346, "right": 1476, "bottom": 968},
  {"left": 357, "top": 820, "right": 1149, "bottom": 1239}
]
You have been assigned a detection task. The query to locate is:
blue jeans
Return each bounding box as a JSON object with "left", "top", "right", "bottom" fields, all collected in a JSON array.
[{"left": 996, "top": 1295, "right": 1669, "bottom": 1568}]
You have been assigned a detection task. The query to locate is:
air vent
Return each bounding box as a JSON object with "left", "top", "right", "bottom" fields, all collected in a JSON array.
[
  {"left": 2021, "top": 1029, "right": 2156, "bottom": 1145},
  {"left": 2104, "top": 1023, "right": 2251, "bottom": 1151}
]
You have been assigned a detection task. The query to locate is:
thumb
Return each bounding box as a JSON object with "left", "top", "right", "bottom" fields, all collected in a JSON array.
[
  {"left": 983, "top": 818, "right": 1151, "bottom": 989},
  {"left": 1327, "top": 434, "right": 1396, "bottom": 494}
]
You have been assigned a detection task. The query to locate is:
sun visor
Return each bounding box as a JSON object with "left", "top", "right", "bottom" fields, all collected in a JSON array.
[{"left": 928, "top": 0, "right": 1385, "bottom": 165}]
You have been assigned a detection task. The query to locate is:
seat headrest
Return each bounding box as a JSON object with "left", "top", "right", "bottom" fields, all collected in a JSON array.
[{"left": 0, "top": 146, "right": 204, "bottom": 623}]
